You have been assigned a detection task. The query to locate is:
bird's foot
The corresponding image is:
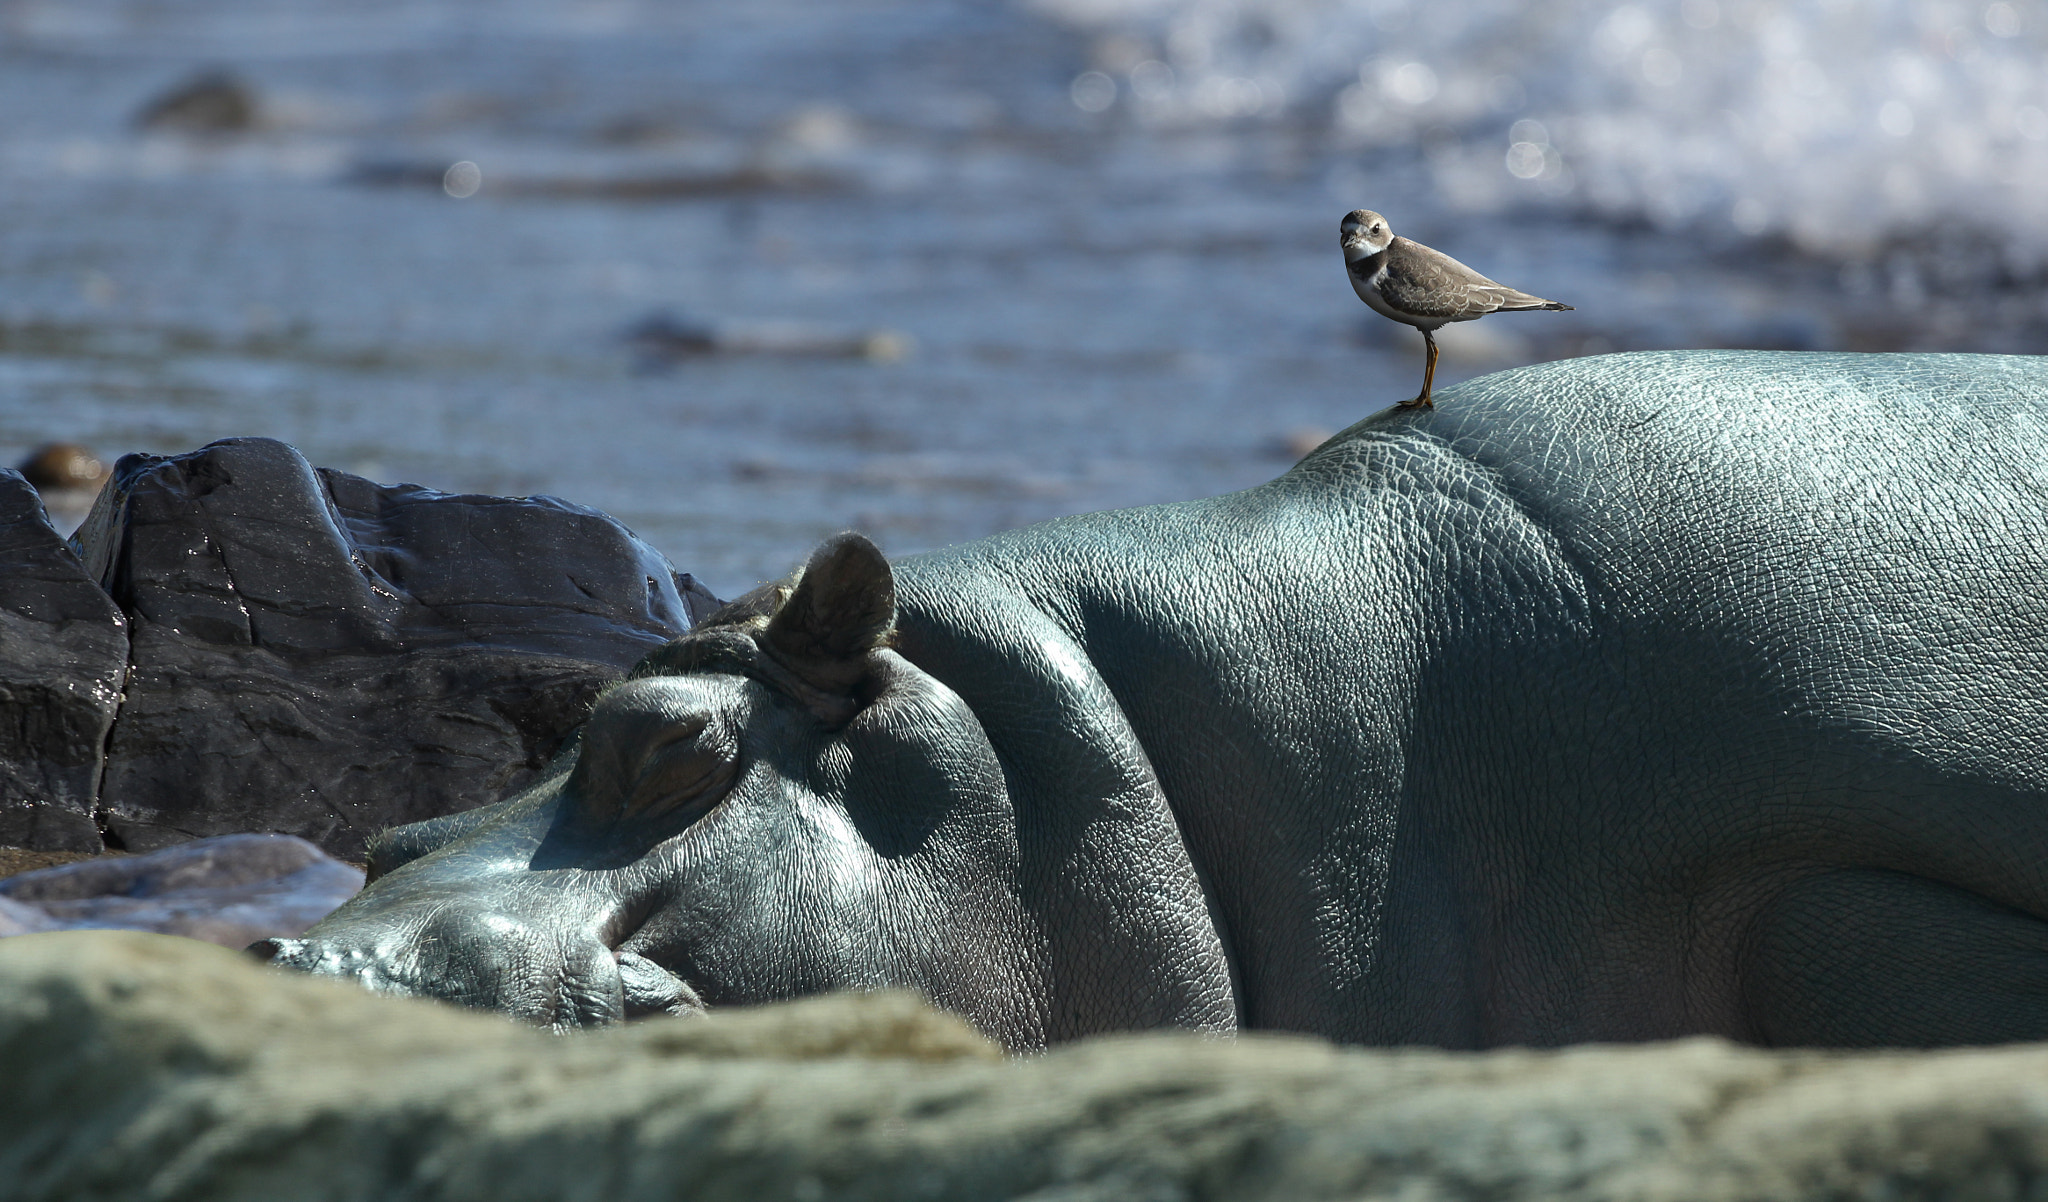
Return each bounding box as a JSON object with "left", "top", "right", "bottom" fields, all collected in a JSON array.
[{"left": 1395, "top": 396, "right": 1435, "bottom": 411}]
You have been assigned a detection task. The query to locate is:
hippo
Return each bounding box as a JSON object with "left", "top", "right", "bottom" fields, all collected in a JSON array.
[{"left": 263, "top": 351, "right": 2048, "bottom": 1051}]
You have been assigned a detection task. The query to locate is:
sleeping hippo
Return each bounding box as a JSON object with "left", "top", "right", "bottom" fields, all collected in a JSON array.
[{"left": 262, "top": 351, "right": 2048, "bottom": 1051}]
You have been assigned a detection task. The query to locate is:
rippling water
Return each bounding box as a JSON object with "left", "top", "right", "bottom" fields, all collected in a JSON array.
[{"left": 2, "top": 0, "right": 2041, "bottom": 594}]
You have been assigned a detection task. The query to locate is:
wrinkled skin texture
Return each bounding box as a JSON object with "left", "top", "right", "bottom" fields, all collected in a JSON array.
[{"left": 267, "top": 352, "right": 2048, "bottom": 1051}]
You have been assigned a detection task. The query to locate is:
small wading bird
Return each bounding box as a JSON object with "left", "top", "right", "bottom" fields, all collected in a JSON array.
[{"left": 1341, "top": 209, "right": 1573, "bottom": 410}]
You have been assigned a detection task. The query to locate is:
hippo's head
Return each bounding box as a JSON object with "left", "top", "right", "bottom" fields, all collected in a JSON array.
[{"left": 259, "top": 533, "right": 1043, "bottom": 1039}]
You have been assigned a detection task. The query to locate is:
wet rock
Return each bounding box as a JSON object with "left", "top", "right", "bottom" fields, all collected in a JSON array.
[
  {"left": 13, "top": 930, "right": 2048, "bottom": 1202},
  {"left": 135, "top": 70, "right": 259, "bottom": 134},
  {"left": 0, "top": 833, "right": 360, "bottom": 947},
  {"left": 69, "top": 438, "right": 721, "bottom": 858},
  {"left": 0, "top": 471, "right": 127, "bottom": 853}
]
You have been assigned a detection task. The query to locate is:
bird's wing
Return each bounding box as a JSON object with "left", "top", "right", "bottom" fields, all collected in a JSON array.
[
  {"left": 1478, "top": 286, "right": 1571, "bottom": 313},
  {"left": 1380, "top": 239, "right": 1563, "bottom": 318}
]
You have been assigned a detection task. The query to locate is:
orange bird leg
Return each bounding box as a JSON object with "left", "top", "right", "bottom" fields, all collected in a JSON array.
[{"left": 1398, "top": 329, "right": 1439, "bottom": 411}]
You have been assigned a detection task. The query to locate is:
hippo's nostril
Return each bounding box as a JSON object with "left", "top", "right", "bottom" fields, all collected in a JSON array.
[{"left": 247, "top": 937, "right": 302, "bottom": 963}]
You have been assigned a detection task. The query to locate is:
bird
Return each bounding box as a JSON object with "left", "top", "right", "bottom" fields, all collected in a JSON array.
[{"left": 1340, "top": 209, "right": 1572, "bottom": 411}]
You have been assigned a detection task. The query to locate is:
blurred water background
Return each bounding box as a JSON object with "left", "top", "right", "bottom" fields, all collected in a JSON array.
[{"left": 2, "top": 0, "right": 2043, "bottom": 596}]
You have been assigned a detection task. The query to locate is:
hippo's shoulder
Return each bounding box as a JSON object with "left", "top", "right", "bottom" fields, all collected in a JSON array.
[{"left": 1266, "top": 349, "right": 2048, "bottom": 616}]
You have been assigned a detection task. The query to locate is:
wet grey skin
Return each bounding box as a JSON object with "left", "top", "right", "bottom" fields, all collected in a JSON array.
[
  {"left": 1342, "top": 208, "right": 1573, "bottom": 410},
  {"left": 263, "top": 351, "right": 2048, "bottom": 1053}
]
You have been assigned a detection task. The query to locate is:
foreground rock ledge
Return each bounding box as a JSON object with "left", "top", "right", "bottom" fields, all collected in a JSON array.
[{"left": 5, "top": 932, "right": 2048, "bottom": 1202}]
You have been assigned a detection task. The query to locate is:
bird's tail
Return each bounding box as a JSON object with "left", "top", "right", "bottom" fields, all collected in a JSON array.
[{"left": 1490, "top": 287, "right": 1573, "bottom": 312}]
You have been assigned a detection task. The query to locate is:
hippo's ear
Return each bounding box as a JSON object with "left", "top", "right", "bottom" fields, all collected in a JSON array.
[{"left": 761, "top": 532, "right": 896, "bottom": 694}]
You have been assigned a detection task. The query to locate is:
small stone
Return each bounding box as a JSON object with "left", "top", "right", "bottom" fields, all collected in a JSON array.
[
  {"left": 14, "top": 444, "right": 109, "bottom": 493},
  {"left": 1283, "top": 427, "right": 1335, "bottom": 460},
  {"left": 135, "top": 71, "right": 258, "bottom": 134},
  {"left": 627, "top": 311, "right": 913, "bottom": 370}
]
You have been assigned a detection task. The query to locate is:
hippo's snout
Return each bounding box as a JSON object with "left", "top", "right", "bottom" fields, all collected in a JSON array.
[{"left": 250, "top": 919, "right": 703, "bottom": 1031}]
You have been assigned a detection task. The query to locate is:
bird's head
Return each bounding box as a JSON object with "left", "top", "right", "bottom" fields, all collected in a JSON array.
[{"left": 1340, "top": 209, "right": 1393, "bottom": 259}]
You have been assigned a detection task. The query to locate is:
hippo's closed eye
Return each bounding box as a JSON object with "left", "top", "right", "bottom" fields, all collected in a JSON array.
[
  {"left": 622, "top": 715, "right": 739, "bottom": 819},
  {"left": 573, "top": 678, "right": 747, "bottom": 825},
  {"left": 626, "top": 715, "right": 739, "bottom": 818}
]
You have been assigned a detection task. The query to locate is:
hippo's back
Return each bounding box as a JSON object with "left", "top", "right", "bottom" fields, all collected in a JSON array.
[
  {"left": 1259, "top": 351, "right": 2048, "bottom": 1046},
  {"left": 1338, "top": 350, "right": 2048, "bottom": 778}
]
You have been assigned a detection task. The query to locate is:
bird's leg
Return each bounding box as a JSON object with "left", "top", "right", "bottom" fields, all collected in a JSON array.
[{"left": 1397, "top": 329, "right": 1439, "bottom": 411}]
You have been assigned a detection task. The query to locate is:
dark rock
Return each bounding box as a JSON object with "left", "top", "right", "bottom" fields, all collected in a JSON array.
[
  {"left": 135, "top": 70, "right": 258, "bottom": 134},
  {"left": 0, "top": 472, "right": 127, "bottom": 852},
  {"left": 69, "top": 438, "right": 719, "bottom": 858},
  {"left": 0, "top": 832, "right": 362, "bottom": 947}
]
